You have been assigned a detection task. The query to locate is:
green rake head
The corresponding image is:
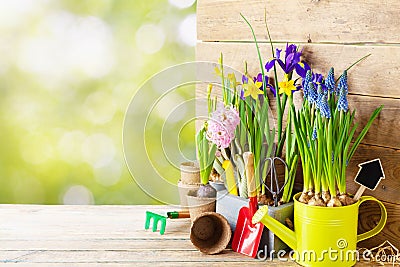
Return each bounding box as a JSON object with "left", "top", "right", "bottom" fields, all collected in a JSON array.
[
  {"left": 145, "top": 211, "right": 167, "bottom": 235},
  {"left": 144, "top": 211, "right": 190, "bottom": 235}
]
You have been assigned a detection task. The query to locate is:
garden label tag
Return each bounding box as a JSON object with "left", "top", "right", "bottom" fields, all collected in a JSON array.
[{"left": 353, "top": 158, "right": 385, "bottom": 200}]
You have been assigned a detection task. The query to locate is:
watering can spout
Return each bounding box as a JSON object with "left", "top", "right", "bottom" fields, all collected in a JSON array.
[{"left": 252, "top": 205, "right": 297, "bottom": 251}]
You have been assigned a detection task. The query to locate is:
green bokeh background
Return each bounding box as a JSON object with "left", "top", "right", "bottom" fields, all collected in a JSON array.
[{"left": 0, "top": 0, "right": 197, "bottom": 204}]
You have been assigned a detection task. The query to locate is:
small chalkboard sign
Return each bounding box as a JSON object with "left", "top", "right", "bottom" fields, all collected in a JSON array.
[{"left": 353, "top": 158, "right": 385, "bottom": 200}]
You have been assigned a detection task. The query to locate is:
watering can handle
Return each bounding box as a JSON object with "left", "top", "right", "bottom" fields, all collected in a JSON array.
[{"left": 356, "top": 196, "right": 387, "bottom": 243}]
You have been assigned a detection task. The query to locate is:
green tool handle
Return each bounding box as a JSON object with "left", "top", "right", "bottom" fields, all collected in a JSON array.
[{"left": 167, "top": 211, "right": 190, "bottom": 219}]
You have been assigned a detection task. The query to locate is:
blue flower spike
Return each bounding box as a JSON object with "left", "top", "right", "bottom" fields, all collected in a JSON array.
[
  {"left": 337, "top": 70, "right": 348, "bottom": 95},
  {"left": 303, "top": 70, "right": 312, "bottom": 98},
  {"left": 316, "top": 84, "right": 324, "bottom": 109},
  {"left": 312, "top": 126, "right": 318, "bottom": 140},
  {"left": 325, "top": 67, "right": 335, "bottom": 94},
  {"left": 307, "top": 82, "right": 318, "bottom": 105},
  {"left": 319, "top": 92, "right": 331, "bottom": 119},
  {"left": 337, "top": 86, "right": 349, "bottom": 112}
]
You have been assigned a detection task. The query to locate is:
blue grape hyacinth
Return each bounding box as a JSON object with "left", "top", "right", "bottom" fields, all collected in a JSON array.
[
  {"left": 312, "top": 125, "right": 317, "bottom": 140},
  {"left": 325, "top": 67, "right": 335, "bottom": 94},
  {"left": 319, "top": 93, "right": 331, "bottom": 118},
  {"left": 337, "top": 70, "right": 348, "bottom": 95},
  {"left": 307, "top": 82, "right": 318, "bottom": 105},
  {"left": 303, "top": 70, "right": 312, "bottom": 98},
  {"left": 316, "top": 84, "right": 324, "bottom": 109},
  {"left": 337, "top": 86, "right": 349, "bottom": 112}
]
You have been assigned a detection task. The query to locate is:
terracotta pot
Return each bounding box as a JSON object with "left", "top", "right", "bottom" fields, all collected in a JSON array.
[
  {"left": 190, "top": 212, "right": 231, "bottom": 255},
  {"left": 180, "top": 162, "right": 200, "bottom": 185}
]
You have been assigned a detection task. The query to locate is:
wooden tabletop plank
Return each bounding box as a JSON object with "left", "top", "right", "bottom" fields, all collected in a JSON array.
[
  {"left": 0, "top": 239, "right": 193, "bottom": 250},
  {"left": 0, "top": 205, "right": 381, "bottom": 266},
  {"left": 0, "top": 262, "right": 296, "bottom": 267}
]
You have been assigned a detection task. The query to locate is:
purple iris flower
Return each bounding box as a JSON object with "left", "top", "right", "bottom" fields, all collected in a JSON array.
[
  {"left": 242, "top": 74, "right": 248, "bottom": 84},
  {"left": 313, "top": 73, "right": 324, "bottom": 84},
  {"left": 304, "top": 72, "right": 327, "bottom": 90},
  {"left": 265, "top": 43, "right": 308, "bottom": 77},
  {"left": 240, "top": 74, "right": 248, "bottom": 100},
  {"left": 302, "top": 70, "right": 328, "bottom": 101},
  {"left": 240, "top": 89, "right": 245, "bottom": 100},
  {"left": 295, "top": 61, "right": 311, "bottom": 78},
  {"left": 253, "top": 73, "right": 276, "bottom": 97}
]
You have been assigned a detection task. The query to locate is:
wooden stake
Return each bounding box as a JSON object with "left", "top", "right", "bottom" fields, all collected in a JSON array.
[{"left": 353, "top": 185, "right": 366, "bottom": 201}]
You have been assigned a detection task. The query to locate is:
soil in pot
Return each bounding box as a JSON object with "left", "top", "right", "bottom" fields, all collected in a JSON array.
[{"left": 190, "top": 212, "right": 231, "bottom": 255}]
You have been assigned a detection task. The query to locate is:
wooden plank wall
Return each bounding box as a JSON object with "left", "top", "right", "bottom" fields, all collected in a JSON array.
[{"left": 196, "top": 0, "right": 400, "bottom": 248}]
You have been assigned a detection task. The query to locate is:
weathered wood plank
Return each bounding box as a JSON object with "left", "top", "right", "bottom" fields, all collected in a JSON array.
[
  {"left": 0, "top": 205, "right": 390, "bottom": 266},
  {"left": 196, "top": 42, "right": 400, "bottom": 98},
  {"left": 233, "top": 144, "right": 399, "bottom": 206},
  {"left": 197, "top": 86, "right": 399, "bottom": 150},
  {"left": 0, "top": 249, "right": 378, "bottom": 266},
  {"left": 0, "top": 251, "right": 36, "bottom": 262},
  {"left": 0, "top": 239, "right": 193, "bottom": 250},
  {"left": 0, "top": 263, "right": 300, "bottom": 267},
  {"left": 292, "top": 144, "right": 400, "bottom": 205},
  {"left": 3, "top": 250, "right": 281, "bottom": 263},
  {"left": 0, "top": 264, "right": 287, "bottom": 267},
  {"left": 0, "top": 204, "right": 191, "bottom": 239},
  {"left": 0, "top": 263, "right": 380, "bottom": 267},
  {"left": 358, "top": 200, "right": 400, "bottom": 249},
  {"left": 197, "top": 0, "right": 400, "bottom": 44},
  {"left": 346, "top": 145, "right": 400, "bottom": 205},
  {"left": 7, "top": 261, "right": 379, "bottom": 267},
  {"left": 196, "top": 42, "right": 400, "bottom": 149}
]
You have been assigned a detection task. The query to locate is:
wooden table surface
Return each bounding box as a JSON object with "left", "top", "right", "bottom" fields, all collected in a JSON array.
[{"left": 0, "top": 205, "right": 379, "bottom": 266}]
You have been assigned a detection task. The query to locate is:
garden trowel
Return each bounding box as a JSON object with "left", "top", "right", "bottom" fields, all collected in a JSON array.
[{"left": 231, "top": 151, "right": 264, "bottom": 258}]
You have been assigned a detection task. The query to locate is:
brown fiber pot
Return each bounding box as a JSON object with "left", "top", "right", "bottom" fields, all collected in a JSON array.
[
  {"left": 186, "top": 190, "right": 216, "bottom": 222},
  {"left": 180, "top": 162, "right": 200, "bottom": 185},
  {"left": 177, "top": 181, "right": 200, "bottom": 209},
  {"left": 190, "top": 212, "right": 231, "bottom": 255}
]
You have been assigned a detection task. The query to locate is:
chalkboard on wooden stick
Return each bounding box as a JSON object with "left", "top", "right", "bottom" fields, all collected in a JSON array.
[{"left": 353, "top": 159, "right": 385, "bottom": 200}]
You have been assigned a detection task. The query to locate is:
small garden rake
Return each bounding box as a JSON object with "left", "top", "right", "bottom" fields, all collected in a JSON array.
[{"left": 145, "top": 211, "right": 190, "bottom": 235}]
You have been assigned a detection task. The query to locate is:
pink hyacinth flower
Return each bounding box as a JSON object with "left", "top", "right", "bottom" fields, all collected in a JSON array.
[{"left": 206, "top": 103, "right": 240, "bottom": 149}]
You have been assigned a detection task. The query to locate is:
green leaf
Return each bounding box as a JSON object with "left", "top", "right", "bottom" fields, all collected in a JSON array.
[{"left": 348, "top": 105, "right": 383, "bottom": 160}]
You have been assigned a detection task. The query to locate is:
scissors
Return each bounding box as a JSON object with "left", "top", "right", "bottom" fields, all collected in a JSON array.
[{"left": 261, "top": 157, "right": 289, "bottom": 207}]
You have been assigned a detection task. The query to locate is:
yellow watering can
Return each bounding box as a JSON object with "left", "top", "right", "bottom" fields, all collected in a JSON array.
[{"left": 252, "top": 192, "right": 387, "bottom": 267}]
